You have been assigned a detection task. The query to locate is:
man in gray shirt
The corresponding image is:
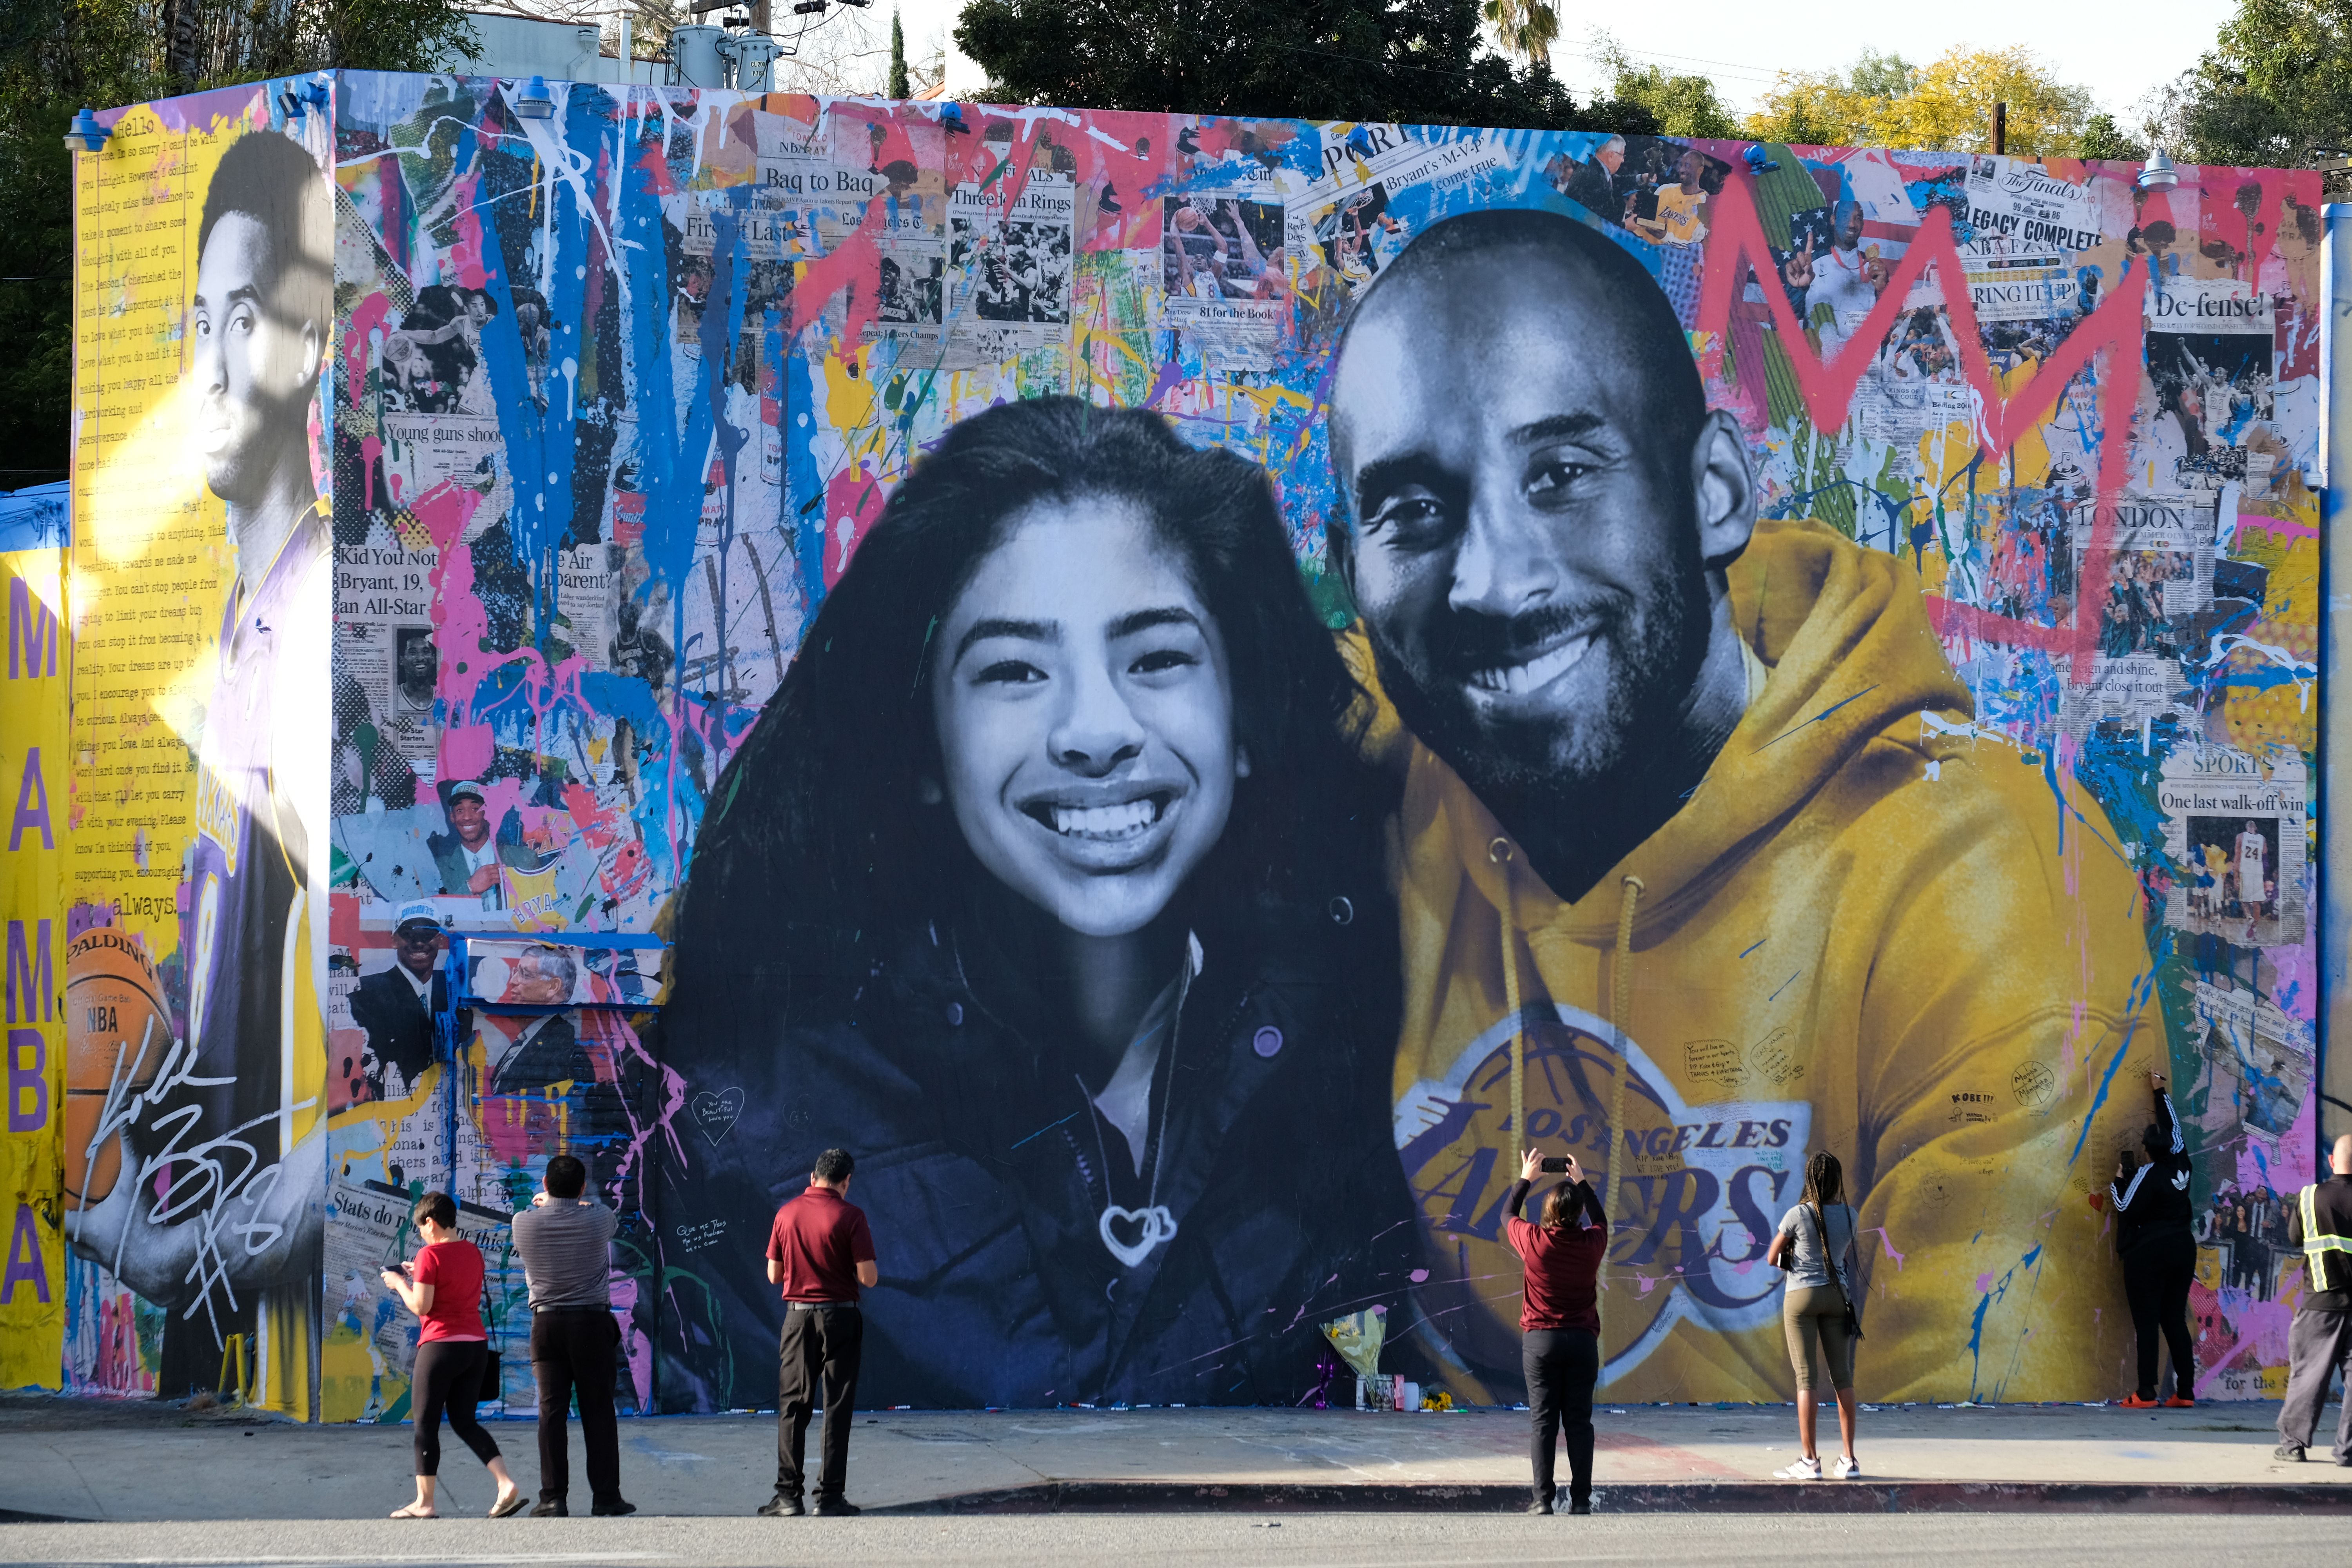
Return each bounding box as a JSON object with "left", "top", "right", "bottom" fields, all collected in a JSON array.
[{"left": 512, "top": 1154, "right": 632, "bottom": 1516}]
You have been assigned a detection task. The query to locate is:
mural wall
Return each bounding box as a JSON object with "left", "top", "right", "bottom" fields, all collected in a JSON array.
[
  {"left": 65, "top": 89, "right": 332, "bottom": 1416},
  {"left": 61, "top": 71, "right": 2327, "bottom": 1416},
  {"left": 2, "top": 490, "right": 69, "bottom": 1386}
]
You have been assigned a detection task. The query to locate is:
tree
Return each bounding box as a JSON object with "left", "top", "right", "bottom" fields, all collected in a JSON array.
[
  {"left": 0, "top": 0, "right": 477, "bottom": 483},
  {"left": 1590, "top": 33, "right": 1735, "bottom": 138},
  {"left": 955, "top": 0, "right": 1657, "bottom": 131},
  {"left": 889, "top": 5, "right": 910, "bottom": 98},
  {"left": 1876, "top": 46, "right": 2094, "bottom": 156},
  {"left": 1746, "top": 45, "right": 2100, "bottom": 157},
  {"left": 1481, "top": 0, "right": 1556, "bottom": 68},
  {"left": 2078, "top": 111, "right": 2146, "bottom": 160},
  {"left": 1746, "top": 50, "right": 1915, "bottom": 149},
  {"left": 2142, "top": 0, "right": 2352, "bottom": 166}
]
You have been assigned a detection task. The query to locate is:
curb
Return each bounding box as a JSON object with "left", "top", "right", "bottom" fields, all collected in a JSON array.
[{"left": 871, "top": 1479, "right": 2352, "bottom": 1515}]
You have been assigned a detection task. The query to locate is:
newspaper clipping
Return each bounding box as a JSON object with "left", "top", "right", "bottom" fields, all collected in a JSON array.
[
  {"left": 866, "top": 238, "right": 947, "bottom": 356},
  {"left": 1964, "top": 157, "right": 2103, "bottom": 254},
  {"left": 2160, "top": 742, "right": 2306, "bottom": 945},
  {"left": 1290, "top": 127, "right": 1508, "bottom": 305},
  {"left": 947, "top": 172, "right": 1076, "bottom": 362},
  {"left": 1861, "top": 311, "right": 1977, "bottom": 442},
  {"left": 1160, "top": 178, "right": 1287, "bottom": 366},
  {"left": 2146, "top": 279, "right": 2276, "bottom": 490},
  {"left": 556, "top": 543, "right": 615, "bottom": 673},
  {"left": 334, "top": 540, "right": 439, "bottom": 770},
  {"left": 2190, "top": 980, "right": 2312, "bottom": 1144},
  {"left": 378, "top": 412, "right": 503, "bottom": 506},
  {"left": 1961, "top": 234, "right": 2080, "bottom": 325},
  {"left": 2057, "top": 492, "right": 2214, "bottom": 733}
]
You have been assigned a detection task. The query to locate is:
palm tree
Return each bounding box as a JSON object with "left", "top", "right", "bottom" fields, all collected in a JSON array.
[{"left": 1483, "top": 0, "right": 1558, "bottom": 67}]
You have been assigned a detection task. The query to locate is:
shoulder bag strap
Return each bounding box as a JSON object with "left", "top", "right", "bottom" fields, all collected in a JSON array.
[
  {"left": 1812, "top": 1199, "right": 1855, "bottom": 1313},
  {"left": 481, "top": 1249, "right": 503, "bottom": 1353}
]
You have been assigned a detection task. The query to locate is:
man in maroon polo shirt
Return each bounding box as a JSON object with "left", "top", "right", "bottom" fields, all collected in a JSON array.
[{"left": 756, "top": 1147, "right": 878, "bottom": 1518}]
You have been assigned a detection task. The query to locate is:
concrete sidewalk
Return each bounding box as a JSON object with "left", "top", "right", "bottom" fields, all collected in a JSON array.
[{"left": 2, "top": 1394, "right": 2347, "bottom": 1519}]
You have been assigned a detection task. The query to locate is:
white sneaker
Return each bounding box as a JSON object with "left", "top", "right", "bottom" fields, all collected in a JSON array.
[
  {"left": 1833, "top": 1455, "right": 1862, "bottom": 1479},
  {"left": 1773, "top": 1456, "right": 1823, "bottom": 1480}
]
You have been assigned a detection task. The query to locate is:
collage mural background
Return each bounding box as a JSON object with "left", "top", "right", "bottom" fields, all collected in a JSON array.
[{"left": 18, "top": 68, "right": 2327, "bottom": 1419}]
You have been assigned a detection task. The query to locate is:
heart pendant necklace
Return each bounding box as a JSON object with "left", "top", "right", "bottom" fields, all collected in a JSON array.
[
  {"left": 1088, "top": 1080, "right": 1178, "bottom": 1270},
  {"left": 1087, "top": 951, "right": 1190, "bottom": 1270},
  {"left": 1098, "top": 1203, "right": 1178, "bottom": 1268}
]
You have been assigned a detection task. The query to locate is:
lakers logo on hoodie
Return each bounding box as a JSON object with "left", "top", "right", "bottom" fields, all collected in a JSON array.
[
  {"left": 1365, "top": 518, "right": 2168, "bottom": 1406},
  {"left": 1402, "top": 1000, "right": 1816, "bottom": 1383}
]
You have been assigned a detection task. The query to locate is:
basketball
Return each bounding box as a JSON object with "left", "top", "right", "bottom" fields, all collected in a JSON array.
[{"left": 64, "top": 928, "right": 170, "bottom": 1210}]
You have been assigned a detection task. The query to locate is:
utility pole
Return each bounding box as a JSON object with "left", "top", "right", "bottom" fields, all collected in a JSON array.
[{"left": 1991, "top": 100, "right": 2007, "bottom": 156}]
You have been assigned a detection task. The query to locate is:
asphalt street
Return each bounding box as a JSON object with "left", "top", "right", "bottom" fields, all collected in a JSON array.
[{"left": 0, "top": 1511, "right": 2339, "bottom": 1567}]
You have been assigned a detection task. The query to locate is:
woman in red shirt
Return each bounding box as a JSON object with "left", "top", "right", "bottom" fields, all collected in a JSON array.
[
  {"left": 378, "top": 1192, "right": 527, "bottom": 1518},
  {"left": 1507, "top": 1146, "right": 1608, "bottom": 1516}
]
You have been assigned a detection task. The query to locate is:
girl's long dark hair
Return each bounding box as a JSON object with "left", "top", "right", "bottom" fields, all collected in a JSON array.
[
  {"left": 665, "top": 396, "right": 1395, "bottom": 1003},
  {"left": 1800, "top": 1149, "right": 1844, "bottom": 1208}
]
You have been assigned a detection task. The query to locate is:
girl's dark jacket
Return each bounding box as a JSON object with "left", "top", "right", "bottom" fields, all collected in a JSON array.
[{"left": 643, "top": 888, "right": 1422, "bottom": 1411}]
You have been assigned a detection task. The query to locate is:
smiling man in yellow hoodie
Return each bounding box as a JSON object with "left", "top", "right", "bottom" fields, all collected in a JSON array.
[{"left": 1326, "top": 207, "right": 2166, "bottom": 1406}]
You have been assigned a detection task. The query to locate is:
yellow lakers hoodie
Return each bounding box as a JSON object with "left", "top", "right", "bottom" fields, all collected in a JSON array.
[{"left": 1361, "top": 517, "right": 2166, "bottom": 1404}]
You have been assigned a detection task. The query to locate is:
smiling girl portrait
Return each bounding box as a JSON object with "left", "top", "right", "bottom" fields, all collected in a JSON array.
[{"left": 650, "top": 397, "right": 1418, "bottom": 1410}]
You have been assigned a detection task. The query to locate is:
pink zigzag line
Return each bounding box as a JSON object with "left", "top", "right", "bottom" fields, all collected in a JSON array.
[{"left": 1693, "top": 173, "right": 2152, "bottom": 684}]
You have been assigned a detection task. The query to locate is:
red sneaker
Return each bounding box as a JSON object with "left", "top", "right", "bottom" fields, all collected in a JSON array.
[
  {"left": 2165, "top": 1397, "right": 2195, "bottom": 1408},
  {"left": 2117, "top": 1394, "right": 2161, "bottom": 1409}
]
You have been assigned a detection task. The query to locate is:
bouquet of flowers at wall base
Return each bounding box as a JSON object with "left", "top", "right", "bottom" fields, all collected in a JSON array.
[{"left": 1321, "top": 1306, "right": 1387, "bottom": 1380}]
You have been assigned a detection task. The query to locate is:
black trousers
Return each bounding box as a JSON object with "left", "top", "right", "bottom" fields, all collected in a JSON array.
[
  {"left": 411, "top": 1339, "right": 500, "bottom": 1477},
  {"left": 2122, "top": 1228, "right": 2197, "bottom": 1401},
  {"left": 1523, "top": 1328, "right": 1599, "bottom": 1507},
  {"left": 2277, "top": 1306, "right": 2352, "bottom": 1461},
  {"left": 530, "top": 1307, "right": 623, "bottom": 1507},
  {"left": 776, "top": 1305, "right": 863, "bottom": 1501}
]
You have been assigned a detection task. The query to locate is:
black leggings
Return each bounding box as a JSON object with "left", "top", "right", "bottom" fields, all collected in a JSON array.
[
  {"left": 2122, "top": 1228, "right": 2196, "bottom": 1401},
  {"left": 412, "top": 1339, "right": 501, "bottom": 1477},
  {"left": 1523, "top": 1328, "right": 1599, "bottom": 1507}
]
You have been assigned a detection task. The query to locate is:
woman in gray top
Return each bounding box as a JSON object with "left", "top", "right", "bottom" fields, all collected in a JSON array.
[{"left": 1766, "top": 1150, "right": 1861, "bottom": 1479}]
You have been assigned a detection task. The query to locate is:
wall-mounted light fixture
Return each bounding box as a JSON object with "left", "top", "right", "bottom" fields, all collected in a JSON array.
[
  {"left": 64, "top": 107, "right": 109, "bottom": 154},
  {"left": 2137, "top": 149, "right": 2180, "bottom": 191},
  {"left": 278, "top": 79, "right": 330, "bottom": 120},
  {"left": 514, "top": 76, "right": 555, "bottom": 120}
]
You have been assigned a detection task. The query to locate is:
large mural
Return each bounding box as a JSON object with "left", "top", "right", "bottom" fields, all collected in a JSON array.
[{"left": 53, "top": 71, "right": 2327, "bottom": 1418}]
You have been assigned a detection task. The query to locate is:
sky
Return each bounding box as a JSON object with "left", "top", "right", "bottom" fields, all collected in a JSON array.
[{"left": 847, "top": 0, "right": 2239, "bottom": 122}]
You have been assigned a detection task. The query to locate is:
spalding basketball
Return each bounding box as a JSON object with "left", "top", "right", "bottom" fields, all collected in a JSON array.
[{"left": 65, "top": 929, "right": 170, "bottom": 1210}]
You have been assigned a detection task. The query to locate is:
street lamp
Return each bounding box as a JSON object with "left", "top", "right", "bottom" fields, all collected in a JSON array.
[
  {"left": 2137, "top": 149, "right": 2180, "bottom": 192},
  {"left": 64, "top": 107, "right": 109, "bottom": 154},
  {"left": 514, "top": 76, "right": 555, "bottom": 120}
]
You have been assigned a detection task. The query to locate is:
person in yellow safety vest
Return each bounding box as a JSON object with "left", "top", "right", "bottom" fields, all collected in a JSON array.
[{"left": 2276, "top": 1134, "right": 2352, "bottom": 1463}]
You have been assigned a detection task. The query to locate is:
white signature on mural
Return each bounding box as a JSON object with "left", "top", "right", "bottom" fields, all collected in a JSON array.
[{"left": 75, "top": 1016, "right": 319, "bottom": 1343}]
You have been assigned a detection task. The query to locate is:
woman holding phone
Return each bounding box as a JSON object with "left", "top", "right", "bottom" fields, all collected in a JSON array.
[
  {"left": 654, "top": 398, "right": 1416, "bottom": 1412},
  {"left": 378, "top": 1192, "right": 526, "bottom": 1519},
  {"left": 1506, "top": 1146, "right": 1608, "bottom": 1515}
]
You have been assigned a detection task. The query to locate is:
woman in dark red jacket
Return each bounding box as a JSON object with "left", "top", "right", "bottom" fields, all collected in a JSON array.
[{"left": 1507, "top": 1145, "right": 1608, "bottom": 1515}]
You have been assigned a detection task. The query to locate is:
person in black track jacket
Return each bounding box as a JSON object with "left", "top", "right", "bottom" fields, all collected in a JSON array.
[{"left": 2111, "top": 1069, "right": 2196, "bottom": 1408}]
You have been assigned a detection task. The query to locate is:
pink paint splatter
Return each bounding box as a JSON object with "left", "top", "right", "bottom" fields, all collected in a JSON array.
[
  {"left": 359, "top": 434, "right": 383, "bottom": 512},
  {"left": 447, "top": 174, "right": 493, "bottom": 288},
  {"left": 820, "top": 463, "right": 888, "bottom": 588},
  {"left": 345, "top": 291, "right": 394, "bottom": 396}
]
